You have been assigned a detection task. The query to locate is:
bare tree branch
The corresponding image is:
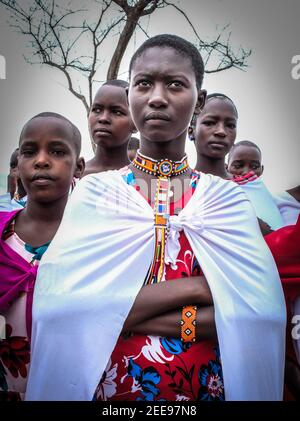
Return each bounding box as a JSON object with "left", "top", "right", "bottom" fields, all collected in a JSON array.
[
  {"left": 136, "top": 21, "right": 150, "bottom": 38},
  {"left": 162, "top": 0, "right": 206, "bottom": 44},
  {"left": 162, "top": 1, "right": 251, "bottom": 73},
  {"left": 0, "top": 0, "right": 251, "bottom": 151},
  {"left": 107, "top": 0, "right": 165, "bottom": 79}
]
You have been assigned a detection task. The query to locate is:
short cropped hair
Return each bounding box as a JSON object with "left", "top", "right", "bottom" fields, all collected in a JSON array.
[
  {"left": 102, "top": 79, "right": 129, "bottom": 89},
  {"left": 205, "top": 93, "right": 238, "bottom": 118},
  {"left": 228, "top": 140, "right": 261, "bottom": 161},
  {"left": 129, "top": 34, "right": 205, "bottom": 89}
]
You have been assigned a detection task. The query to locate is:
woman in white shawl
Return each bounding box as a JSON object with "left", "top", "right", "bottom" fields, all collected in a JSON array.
[{"left": 26, "top": 34, "right": 286, "bottom": 401}]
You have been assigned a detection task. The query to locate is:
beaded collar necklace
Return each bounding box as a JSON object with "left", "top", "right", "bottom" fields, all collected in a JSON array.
[{"left": 132, "top": 149, "right": 189, "bottom": 178}]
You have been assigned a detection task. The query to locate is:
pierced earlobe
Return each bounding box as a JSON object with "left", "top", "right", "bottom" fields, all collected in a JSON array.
[
  {"left": 188, "top": 113, "right": 197, "bottom": 141},
  {"left": 188, "top": 125, "right": 195, "bottom": 141}
]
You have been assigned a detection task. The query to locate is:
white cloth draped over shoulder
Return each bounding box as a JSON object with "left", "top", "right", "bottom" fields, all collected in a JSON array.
[
  {"left": 26, "top": 171, "right": 286, "bottom": 401},
  {"left": 236, "top": 176, "right": 284, "bottom": 230},
  {"left": 273, "top": 190, "right": 300, "bottom": 226}
]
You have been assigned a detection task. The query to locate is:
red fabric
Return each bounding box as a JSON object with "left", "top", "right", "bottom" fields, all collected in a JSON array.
[
  {"left": 265, "top": 216, "right": 300, "bottom": 400},
  {"left": 232, "top": 170, "right": 258, "bottom": 185},
  {"left": 265, "top": 215, "right": 300, "bottom": 302},
  {"left": 94, "top": 232, "right": 223, "bottom": 401}
]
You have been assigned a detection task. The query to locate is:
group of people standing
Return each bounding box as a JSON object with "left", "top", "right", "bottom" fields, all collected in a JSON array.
[{"left": 0, "top": 34, "right": 299, "bottom": 402}]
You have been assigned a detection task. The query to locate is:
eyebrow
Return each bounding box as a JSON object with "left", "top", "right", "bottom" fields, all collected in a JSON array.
[
  {"left": 20, "top": 139, "right": 72, "bottom": 148},
  {"left": 48, "top": 140, "right": 72, "bottom": 148},
  {"left": 202, "top": 113, "right": 237, "bottom": 121},
  {"left": 231, "top": 159, "right": 260, "bottom": 164},
  {"left": 19, "top": 140, "right": 36, "bottom": 148},
  {"left": 92, "top": 102, "right": 127, "bottom": 108},
  {"left": 133, "top": 72, "right": 191, "bottom": 83}
]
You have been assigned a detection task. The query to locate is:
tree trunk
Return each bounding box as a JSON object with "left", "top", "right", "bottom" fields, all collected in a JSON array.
[{"left": 106, "top": 12, "right": 139, "bottom": 80}]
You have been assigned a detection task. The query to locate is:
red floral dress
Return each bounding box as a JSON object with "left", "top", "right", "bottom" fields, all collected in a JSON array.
[{"left": 94, "top": 170, "right": 224, "bottom": 402}]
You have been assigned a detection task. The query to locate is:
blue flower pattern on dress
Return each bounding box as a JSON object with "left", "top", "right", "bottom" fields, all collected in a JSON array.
[
  {"left": 127, "top": 358, "right": 166, "bottom": 401},
  {"left": 160, "top": 337, "right": 191, "bottom": 355},
  {"left": 198, "top": 348, "right": 224, "bottom": 400}
]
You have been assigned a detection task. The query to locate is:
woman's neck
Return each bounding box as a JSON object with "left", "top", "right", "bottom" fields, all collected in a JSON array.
[
  {"left": 195, "top": 155, "right": 230, "bottom": 179},
  {"left": 139, "top": 137, "right": 186, "bottom": 161}
]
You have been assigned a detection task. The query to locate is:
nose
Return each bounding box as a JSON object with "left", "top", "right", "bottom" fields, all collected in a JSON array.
[
  {"left": 148, "top": 83, "right": 168, "bottom": 108},
  {"left": 34, "top": 150, "right": 51, "bottom": 169},
  {"left": 98, "top": 110, "right": 111, "bottom": 124},
  {"left": 240, "top": 165, "right": 250, "bottom": 175},
  {"left": 214, "top": 122, "right": 226, "bottom": 137}
]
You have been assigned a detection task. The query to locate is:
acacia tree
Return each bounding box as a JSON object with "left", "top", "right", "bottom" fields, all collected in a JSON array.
[{"left": 0, "top": 0, "right": 251, "bottom": 118}]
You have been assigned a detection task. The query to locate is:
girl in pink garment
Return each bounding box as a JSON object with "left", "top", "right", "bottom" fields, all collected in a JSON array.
[{"left": 0, "top": 112, "right": 84, "bottom": 400}]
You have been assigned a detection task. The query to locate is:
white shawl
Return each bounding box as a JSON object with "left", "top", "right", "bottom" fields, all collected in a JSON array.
[
  {"left": 26, "top": 171, "right": 286, "bottom": 401},
  {"left": 237, "top": 177, "right": 284, "bottom": 230},
  {"left": 273, "top": 190, "right": 300, "bottom": 226}
]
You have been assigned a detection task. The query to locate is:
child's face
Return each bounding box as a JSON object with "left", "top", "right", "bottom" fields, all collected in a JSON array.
[
  {"left": 18, "top": 117, "right": 80, "bottom": 203},
  {"left": 129, "top": 46, "right": 204, "bottom": 144},
  {"left": 89, "top": 85, "right": 134, "bottom": 148},
  {"left": 194, "top": 98, "right": 237, "bottom": 160},
  {"left": 228, "top": 145, "right": 263, "bottom": 177}
]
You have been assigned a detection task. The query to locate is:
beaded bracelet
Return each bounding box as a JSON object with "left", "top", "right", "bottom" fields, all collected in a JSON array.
[{"left": 181, "top": 305, "right": 197, "bottom": 343}]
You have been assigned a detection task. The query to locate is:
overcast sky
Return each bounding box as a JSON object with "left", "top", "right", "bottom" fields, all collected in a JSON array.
[{"left": 0, "top": 0, "right": 299, "bottom": 193}]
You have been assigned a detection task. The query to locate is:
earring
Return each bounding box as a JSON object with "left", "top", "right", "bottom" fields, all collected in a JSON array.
[
  {"left": 188, "top": 126, "right": 195, "bottom": 141},
  {"left": 188, "top": 113, "right": 197, "bottom": 141}
]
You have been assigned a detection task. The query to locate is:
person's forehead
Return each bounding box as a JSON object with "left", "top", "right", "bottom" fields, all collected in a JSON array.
[
  {"left": 231, "top": 146, "right": 261, "bottom": 161},
  {"left": 131, "top": 46, "right": 194, "bottom": 76},
  {"left": 94, "top": 85, "right": 127, "bottom": 104},
  {"left": 202, "top": 98, "right": 237, "bottom": 117},
  {"left": 21, "top": 117, "right": 74, "bottom": 141}
]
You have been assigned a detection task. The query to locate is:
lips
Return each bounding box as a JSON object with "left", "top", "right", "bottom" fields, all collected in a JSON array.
[
  {"left": 31, "top": 173, "right": 54, "bottom": 182},
  {"left": 31, "top": 173, "right": 54, "bottom": 185},
  {"left": 208, "top": 141, "right": 228, "bottom": 149},
  {"left": 93, "top": 127, "right": 112, "bottom": 135},
  {"left": 145, "top": 112, "right": 170, "bottom": 122}
]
